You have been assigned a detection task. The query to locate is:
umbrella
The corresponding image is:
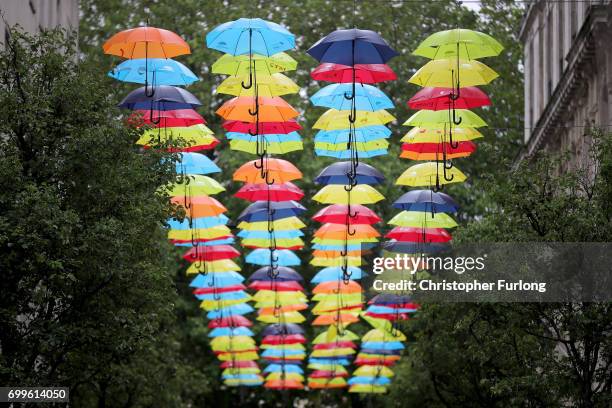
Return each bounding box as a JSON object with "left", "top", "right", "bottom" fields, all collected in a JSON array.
[
  {"left": 130, "top": 108, "right": 205, "bottom": 127},
  {"left": 316, "top": 126, "right": 392, "bottom": 143},
  {"left": 223, "top": 120, "right": 301, "bottom": 134},
  {"left": 409, "top": 59, "right": 498, "bottom": 88},
  {"left": 314, "top": 109, "right": 395, "bottom": 130},
  {"left": 182, "top": 245, "right": 241, "bottom": 262},
  {"left": 212, "top": 52, "right": 297, "bottom": 75},
  {"left": 404, "top": 109, "right": 487, "bottom": 128},
  {"left": 235, "top": 182, "right": 304, "bottom": 202},
  {"left": 311, "top": 267, "right": 363, "bottom": 283},
  {"left": 238, "top": 217, "right": 305, "bottom": 231},
  {"left": 103, "top": 26, "right": 190, "bottom": 59},
  {"left": 206, "top": 18, "right": 295, "bottom": 56},
  {"left": 217, "top": 96, "right": 299, "bottom": 122},
  {"left": 308, "top": 29, "right": 398, "bottom": 65},
  {"left": 233, "top": 158, "right": 302, "bottom": 184},
  {"left": 388, "top": 211, "right": 458, "bottom": 229},
  {"left": 261, "top": 323, "right": 304, "bottom": 336},
  {"left": 170, "top": 195, "right": 227, "bottom": 217},
  {"left": 237, "top": 201, "right": 306, "bottom": 222},
  {"left": 230, "top": 139, "right": 302, "bottom": 155},
  {"left": 164, "top": 174, "right": 225, "bottom": 196},
  {"left": 245, "top": 249, "right": 301, "bottom": 266},
  {"left": 313, "top": 184, "right": 385, "bottom": 205},
  {"left": 392, "top": 189, "right": 459, "bottom": 213},
  {"left": 314, "top": 223, "right": 380, "bottom": 239},
  {"left": 313, "top": 204, "right": 381, "bottom": 225},
  {"left": 400, "top": 141, "right": 477, "bottom": 160},
  {"left": 316, "top": 147, "right": 388, "bottom": 159},
  {"left": 311, "top": 63, "right": 396, "bottom": 83},
  {"left": 311, "top": 83, "right": 394, "bottom": 111},
  {"left": 401, "top": 126, "right": 482, "bottom": 143},
  {"left": 175, "top": 152, "right": 221, "bottom": 175},
  {"left": 408, "top": 86, "right": 490, "bottom": 110},
  {"left": 413, "top": 28, "right": 503, "bottom": 60},
  {"left": 315, "top": 162, "right": 385, "bottom": 185},
  {"left": 217, "top": 73, "right": 299, "bottom": 97},
  {"left": 119, "top": 85, "right": 201, "bottom": 110},
  {"left": 167, "top": 214, "right": 228, "bottom": 230},
  {"left": 190, "top": 272, "right": 245, "bottom": 288},
  {"left": 137, "top": 125, "right": 219, "bottom": 152},
  {"left": 395, "top": 162, "right": 467, "bottom": 187},
  {"left": 109, "top": 58, "right": 198, "bottom": 86}
]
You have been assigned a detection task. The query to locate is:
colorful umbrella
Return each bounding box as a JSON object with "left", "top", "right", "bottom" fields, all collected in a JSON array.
[
  {"left": 307, "top": 28, "right": 398, "bottom": 65},
  {"left": 103, "top": 26, "right": 191, "bottom": 59},
  {"left": 109, "top": 58, "right": 198, "bottom": 86},
  {"left": 311, "top": 63, "right": 397, "bottom": 83},
  {"left": 206, "top": 18, "right": 295, "bottom": 56}
]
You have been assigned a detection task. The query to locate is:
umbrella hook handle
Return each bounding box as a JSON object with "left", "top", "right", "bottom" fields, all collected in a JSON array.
[
  {"left": 265, "top": 171, "right": 275, "bottom": 185},
  {"left": 241, "top": 63, "right": 254, "bottom": 90},
  {"left": 149, "top": 105, "right": 161, "bottom": 125},
  {"left": 443, "top": 163, "right": 455, "bottom": 182},
  {"left": 452, "top": 108, "right": 463, "bottom": 126},
  {"left": 253, "top": 153, "right": 264, "bottom": 169},
  {"left": 145, "top": 70, "right": 156, "bottom": 97},
  {"left": 347, "top": 226, "right": 357, "bottom": 236},
  {"left": 343, "top": 183, "right": 354, "bottom": 192},
  {"left": 242, "top": 30, "right": 254, "bottom": 90}
]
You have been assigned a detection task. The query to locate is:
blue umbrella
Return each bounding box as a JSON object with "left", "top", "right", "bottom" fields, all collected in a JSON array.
[
  {"left": 207, "top": 303, "right": 254, "bottom": 319},
  {"left": 359, "top": 348, "right": 401, "bottom": 356},
  {"left": 262, "top": 349, "right": 304, "bottom": 358},
  {"left": 315, "top": 126, "right": 391, "bottom": 143},
  {"left": 308, "top": 28, "right": 398, "bottom": 65},
  {"left": 249, "top": 266, "right": 303, "bottom": 282},
  {"left": 311, "top": 267, "right": 364, "bottom": 283},
  {"left": 392, "top": 190, "right": 460, "bottom": 213},
  {"left": 366, "top": 305, "right": 418, "bottom": 314},
  {"left": 109, "top": 58, "right": 199, "bottom": 86},
  {"left": 312, "top": 243, "right": 376, "bottom": 251},
  {"left": 209, "top": 327, "right": 254, "bottom": 337},
  {"left": 361, "top": 341, "right": 405, "bottom": 350},
  {"left": 206, "top": 18, "right": 295, "bottom": 56},
  {"left": 308, "top": 358, "right": 351, "bottom": 366},
  {"left": 176, "top": 152, "right": 221, "bottom": 175},
  {"left": 311, "top": 83, "right": 394, "bottom": 111},
  {"left": 195, "top": 291, "right": 249, "bottom": 301},
  {"left": 261, "top": 323, "right": 304, "bottom": 336},
  {"left": 264, "top": 364, "right": 303, "bottom": 374},
  {"left": 189, "top": 272, "right": 244, "bottom": 288},
  {"left": 246, "top": 249, "right": 300, "bottom": 266},
  {"left": 237, "top": 201, "right": 306, "bottom": 223},
  {"left": 348, "top": 377, "right": 391, "bottom": 386},
  {"left": 118, "top": 85, "right": 201, "bottom": 110},
  {"left": 222, "top": 374, "right": 262, "bottom": 381},
  {"left": 315, "top": 148, "right": 387, "bottom": 159},
  {"left": 238, "top": 230, "right": 303, "bottom": 239},
  {"left": 315, "top": 161, "right": 384, "bottom": 185},
  {"left": 167, "top": 214, "right": 229, "bottom": 230}
]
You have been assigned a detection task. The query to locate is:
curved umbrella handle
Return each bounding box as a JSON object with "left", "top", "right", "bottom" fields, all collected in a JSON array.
[
  {"left": 248, "top": 105, "right": 259, "bottom": 116},
  {"left": 347, "top": 226, "right": 356, "bottom": 236},
  {"left": 265, "top": 171, "right": 275, "bottom": 185},
  {"left": 443, "top": 163, "right": 455, "bottom": 182},
  {"left": 343, "top": 91, "right": 354, "bottom": 100},
  {"left": 343, "top": 183, "right": 354, "bottom": 192},
  {"left": 253, "top": 154, "right": 264, "bottom": 169},
  {"left": 149, "top": 106, "right": 161, "bottom": 125},
  {"left": 448, "top": 126, "right": 459, "bottom": 149},
  {"left": 241, "top": 69, "right": 253, "bottom": 90},
  {"left": 452, "top": 108, "right": 463, "bottom": 126}
]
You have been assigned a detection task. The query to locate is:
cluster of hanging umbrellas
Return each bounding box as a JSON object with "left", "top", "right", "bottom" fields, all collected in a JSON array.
[
  {"left": 207, "top": 18, "right": 307, "bottom": 390},
  {"left": 305, "top": 28, "right": 404, "bottom": 392},
  {"left": 103, "top": 25, "right": 253, "bottom": 387}
]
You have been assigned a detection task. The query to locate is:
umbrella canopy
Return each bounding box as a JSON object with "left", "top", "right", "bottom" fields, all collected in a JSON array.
[
  {"left": 206, "top": 18, "right": 295, "bottom": 56},
  {"left": 245, "top": 249, "right": 301, "bottom": 266},
  {"left": 315, "top": 161, "right": 384, "bottom": 185},
  {"left": 311, "top": 83, "right": 394, "bottom": 111},
  {"left": 311, "top": 267, "right": 363, "bottom": 283},
  {"left": 131, "top": 108, "right": 205, "bottom": 128},
  {"left": 385, "top": 227, "right": 452, "bottom": 243},
  {"left": 388, "top": 211, "right": 458, "bottom": 229},
  {"left": 308, "top": 29, "right": 398, "bottom": 65},
  {"left": 229, "top": 137, "right": 303, "bottom": 155},
  {"left": 119, "top": 85, "right": 201, "bottom": 110},
  {"left": 313, "top": 184, "right": 385, "bottom": 205},
  {"left": 392, "top": 190, "right": 459, "bottom": 213},
  {"left": 182, "top": 245, "right": 241, "bottom": 262},
  {"left": 223, "top": 120, "right": 301, "bottom": 134},
  {"left": 404, "top": 109, "right": 487, "bottom": 128},
  {"left": 137, "top": 125, "right": 218, "bottom": 152},
  {"left": 235, "top": 182, "right": 304, "bottom": 202},
  {"left": 314, "top": 109, "right": 395, "bottom": 130},
  {"left": 316, "top": 126, "right": 391, "bottom": 143},
  {"left": 237, "top": 200, "right": 306, "bottom": 222},
  {"left": 408, "top": 86, "right": 490, "bottom": 110},
  {"left": 313, "top": 204, "right": 381, "bottom": 225},
  {"left": 217, "top": 96, "right": 299, "bottom": 122},
  {"left": 217, "top": 73, "right": 299, "bottom": 97},
  {"left": 401, "top": 126, "right": 483, "bottom": 143},
  {"left": 395, "top": 162, "right": 467, "bottom": 187},
  {"left": 103, "top": 26, "right": 190, "bottom": 58},
  {"left": 233, "top": 158, "right": 302, "bottom": 184},
  {"left": 311, "top": 63, "right": 396, "bottom": 83},
  {"left": 409, "top": 59, "right": 498, "bottom": 88},
  {"left": 249, "top": 266, "right": 303, "bottom": 282},
  {"left": 400, "top": 141, "right": 477, "bottom": 160},
  {"left": 164, "top": 174, "right": 225, "bottom": 196},
  {"left": 212, "top": 52, "right": 297, "bottom": 76},
  {"left": 413, "top": 28, "right": 504, "bottom": 60},
  {"left": 261, "top": 323, "right": 304, "bottom": 336},
  {"left": 170, "top": 195, "right": 227, "bottom": 217},
  {"left": 176, "top": 152, "right": 221, "bottom": 175},
  {"left": 109, "top": 58, "right": 198, "bottom": 86}
]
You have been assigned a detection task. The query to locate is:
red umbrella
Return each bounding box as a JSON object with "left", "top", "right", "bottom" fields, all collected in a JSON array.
[
  {"left": 385, "top": 227, "right": 452, "bottom": 243},
  {"left": 248, "top": 281, "right": 305, "bottom": 292},
  {"left": 193, "top": 284, "right": 246, "bottom": 295},
  {"left": 128, "top": 108, "right": 206, "bottom": 128},
  {"left": 182, "top": 245, "right": 240, "bottom": 262},
  {"left": 222, "top": 119, "right": 302, "bottom": 134},
  {"left": 400, "top": 141, "right": 476, "bottom": 160},
  {"left": 312, "top": 204, "right": 381, "bottom": 225},
  {"left": 313, "top": 341, "right": 356, "bottom": 350},
  {"left": 208, "top": 315, "right": 252, "bottom": 328},
  {"left": 311, "top": 63, "right": 397, "bottom": 83},
  {"left": 364, "top": 311, "right": 410, "bottom": 320},
  {"left": 170, "top": 235, "right": 233, "bottom": 245},
  {"left": 234, "top": 182, "right": 304, "bottom": 202},
  {"left": 261, "top": 334, "right": 306, "bottom": 345},
  {"left": 220, "top": 360, "right": 258, "bottom": 369},
  {"left": 354, "top": 357, "right": 397, "bottom": 366},
  {"left": 310, "top": 370, "right": 350, "bottom": 378},
  {"left": 408, "top": 87, "right": 491, "bottom": 111}
]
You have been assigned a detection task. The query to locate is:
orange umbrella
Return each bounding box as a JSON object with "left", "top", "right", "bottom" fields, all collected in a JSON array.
[
  {"left": 313, "top": 281, "right": 362, "bottom": 294},
  {"left": 216, "top": 97, "right": 299, "bottom": 122},
  {"left": 313, "top": 313, "right": 360, "bottom": 326},
  {"left": 170, "top": 195, "right": 227, "bottom": 217},
  {"left": 312, "top": 249, "right": 362, "bottom": 258},
  {"left": 233, "top": 158, "right": 302, "bottom": 184},
  {"left": 103, "top": 27, "right": 190, "bottom": 59},
  {"left": 258, "top": 304, "right": 308, "bottom": 314},
  {"left": 314, "top": 223, "right": 380, "bottom": 239}
]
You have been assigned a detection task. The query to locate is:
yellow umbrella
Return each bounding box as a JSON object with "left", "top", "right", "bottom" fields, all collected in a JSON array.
[
  {"left": 311, "top": 348, "right": 356, "bottom": 358},
  {"left": 314, "top": 109, "right": 395, "bottom": 130},
  {"left": 362, "top": 328, "right": 406, "bottom": 342},
  {"left": 137, "top": 124, "right": 217, "bottom": 146},
  {"left": 401, "top": 126, "right": 483, "bottom": 143},
  {"left": 409, "top": 58, "right": 498, "bottom": 88},
  {"left": 241, "top": 237, "right": 304, "bottom": 248},
  {"left": 186, "top": 259, "right": 241, "bottom": 274},
  {"left": 266, "top": 372, "right": 304, "bottom": 381},
  {"left": 164, "top": 175, "right": 225, "bottom": 196},
  {"left": 212, "top": 52, "right": 297, "bottom": 76},
  {"left": 200, "top": 297, "right": 250, "bottom": 311},
  {"left": 257, "top": 311, "right": 305, "bottom": 323},
  {"left": 403, "top": 109, "right": 487, "bottom": 128},
  {"left": 314, "top": 139, "right": 389, "bottom": 152},
  {"left": 260, "top": 343, "right": 305, "bottom": 350},
  {"left": 354, "top": 365, "right": 395, "bottom": 378},
  {"left": 168, "top": 225, "right": 232, "bottom": 241},
  {"left": 313, "top": 184, "right": 385, "bottom": 205},
  {"left": 253, "top": 291, "right": 308, "bottom": 303},
  {"left": 218, "top": 352, "right": 259, "bottom": 361},
  {"left": 349, "top": 384, "right": 387, "bottom": 393},
  {"left": 313, "top": 327, "right": 359, "bottom": 344},
  {"left": 310, "top": 256, "right": 362, "bottom": 267},
  {"left": 396, "top": 162, "right": 467, "bottom": 187},
  {"left": 238, "top": 217, "right": 305, "bottom": 231},
  {"left": 217, "top": 73, "right": 299, "bottom": 97},
  {"left": 388, "top": 210, "right": 458, "bottom": 229},
  {"left": 229, "top": 139, "right": 303, "bottom": 155}
]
